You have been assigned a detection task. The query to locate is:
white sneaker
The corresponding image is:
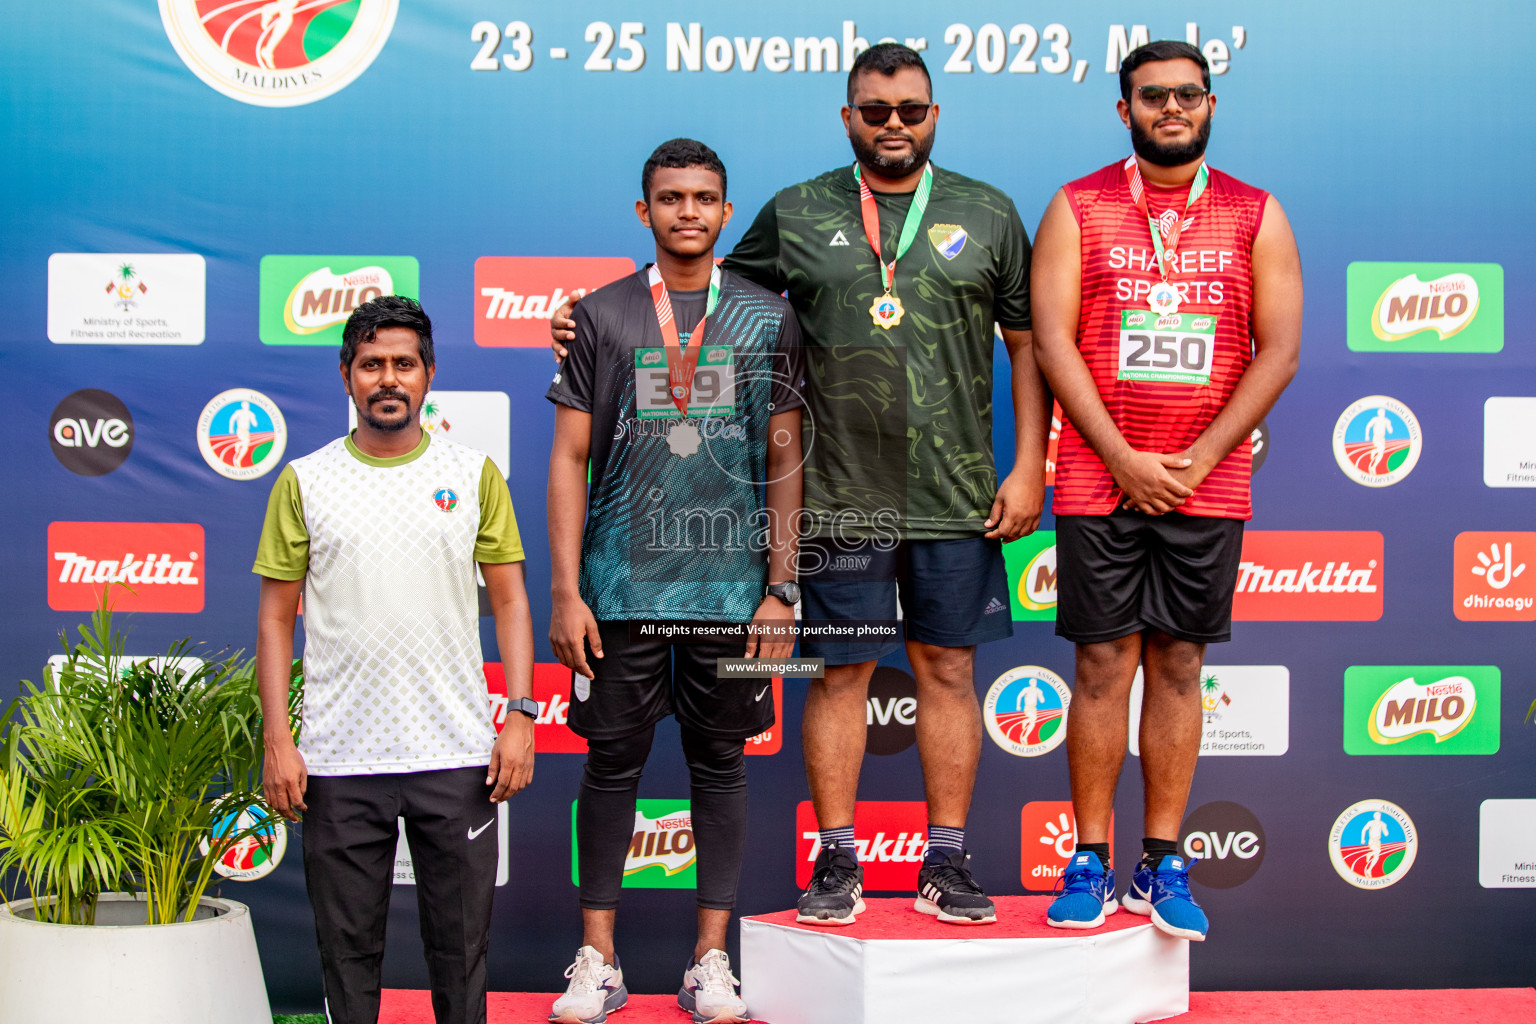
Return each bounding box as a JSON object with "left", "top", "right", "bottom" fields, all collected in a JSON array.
[
  {"left": 678, "top": 948, "right": 749, "bottom": 1023},
  {"left": 549, "top": 945, "right": 627, "bottom": 1023}
]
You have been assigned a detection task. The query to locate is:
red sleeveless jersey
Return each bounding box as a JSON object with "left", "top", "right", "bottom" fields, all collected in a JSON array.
[{"left": 1053, "top": 160, "right": 1269, "bottom": 520}]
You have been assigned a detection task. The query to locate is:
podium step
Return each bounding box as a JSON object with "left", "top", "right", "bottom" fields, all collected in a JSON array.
[{"left": 740, "top": 896, "right": 1188, "bottom": 1024}]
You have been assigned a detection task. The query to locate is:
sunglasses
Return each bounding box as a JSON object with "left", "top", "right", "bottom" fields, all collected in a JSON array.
[
  {"left": 1135, "top": 84, "right": 1209, "bottom": 110},
  {"left": 850, "top": 102, "right": 932, "bottom": 127}
]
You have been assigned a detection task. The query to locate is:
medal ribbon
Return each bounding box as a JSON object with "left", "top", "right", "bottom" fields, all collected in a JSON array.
[
  {"left": 648, "top": 263, "right": 722, "bottom": 417},
  {"left": 854, "top": 162, "right": 934, "bottom": 293},
  {"left": 1123, "top": 155, "right": 1209, "bottom": 287}
]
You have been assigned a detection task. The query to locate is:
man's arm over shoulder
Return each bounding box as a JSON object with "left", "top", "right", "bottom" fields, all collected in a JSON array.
[{"left": 546, "top": 297, "right": 603, "bottom": 413}]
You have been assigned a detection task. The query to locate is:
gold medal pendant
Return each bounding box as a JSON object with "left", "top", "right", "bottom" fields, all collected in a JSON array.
[{"left": 869, "top": 292, "right": 906, "bottom": 329}]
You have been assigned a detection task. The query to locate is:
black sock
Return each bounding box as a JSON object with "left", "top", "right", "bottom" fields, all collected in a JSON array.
[
  {"left": 1141, "top": 837, "right": 1179, "bottom": 868},
  {"left": 1078, "top": 842, "right": 1111, "bottom": 870}
]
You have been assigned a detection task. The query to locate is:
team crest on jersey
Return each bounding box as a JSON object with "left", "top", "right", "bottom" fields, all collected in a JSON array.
[
  {"left": 1328, "top": 799, "right": 1417, "bottom": 890},
  {"left": 159, "top": 0, "right": 399, "bottom": 108},
  {"left": 434, "top": 487, "right": 459, "bottom": 512},
  {"left": 983, "top": 666, "right": 1070, "bottom": 757},
  {"left": 928, "top": 224, "right": 968, "bottom": 260}
]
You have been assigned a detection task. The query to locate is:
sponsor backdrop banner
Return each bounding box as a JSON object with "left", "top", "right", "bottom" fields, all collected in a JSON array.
[{"left": 3, "top": 0, "right": 1533, "bottom": 1009}]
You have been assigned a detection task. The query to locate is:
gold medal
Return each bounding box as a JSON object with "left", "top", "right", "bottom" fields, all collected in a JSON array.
[{"left": 869, "top": 292, "right": 905, "bottom": 329}]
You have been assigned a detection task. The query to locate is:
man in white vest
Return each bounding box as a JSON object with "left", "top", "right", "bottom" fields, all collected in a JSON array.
[{"left": 254, "top": 295, "right": 536, "bottom": 1024}]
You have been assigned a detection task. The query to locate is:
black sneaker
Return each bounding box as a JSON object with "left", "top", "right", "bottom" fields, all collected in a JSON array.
[
  {"left": 914, "top": 849, "right": 996, "bottom": 924},
  {"left": 795, "top": 843, "right": 865, "bottom": 926}
]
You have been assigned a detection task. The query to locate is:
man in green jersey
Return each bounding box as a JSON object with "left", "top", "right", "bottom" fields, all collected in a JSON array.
[{"left": 555, "top": 44, "right": 1048, "bottom": 925}]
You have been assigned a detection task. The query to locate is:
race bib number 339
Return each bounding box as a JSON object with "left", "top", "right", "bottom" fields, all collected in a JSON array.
[
  {"left": 1118, "top": 311, "right": 1216, "bottom": 384},
  {"left": 634, "top": 345, "right": 736, "bottom": 419}
]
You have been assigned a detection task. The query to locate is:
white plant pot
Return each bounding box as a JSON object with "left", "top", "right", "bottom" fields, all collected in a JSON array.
[{"left": 0, "top": 892, "right": 272, "bottom": 1023}]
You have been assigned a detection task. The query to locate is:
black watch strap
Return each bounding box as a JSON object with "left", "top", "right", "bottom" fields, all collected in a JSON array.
[{"left": 508, "top": 696, "right": 539, "bottom": 720}]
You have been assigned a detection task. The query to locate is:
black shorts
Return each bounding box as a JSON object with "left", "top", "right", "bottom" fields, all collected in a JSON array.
[
  {"left": 1055, "top": 510, "right": 1245, "bottom": 645},
  {"left": 799, "top": 534, "right": 1013, "bottom": 665},
  {"left": 565, "top": 621, "right": 775, "bottom": 742}
]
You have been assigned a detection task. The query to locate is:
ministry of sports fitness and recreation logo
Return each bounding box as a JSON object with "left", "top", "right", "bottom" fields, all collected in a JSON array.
[
  {"left": 1179, "top": 801, "right": 1265, "bottom": 889},
  {"left": 795, "top": 800, "right": 927, "bottom": 892},
  {"left": 1019, "top": 801, "right": 1114, "bottom": 892},
  {"left": 1129, "top": 665, "right": 1290, "bottom": 756},
  {"left": 572, "top": 799, "right": 697, "bottom": 890},
  {"left": 197, "top": 388, "right": 287, "bottom": 480},
  {"left": 159, "top": 0, "right": 399, "bottom": 108},
  {"left": 47, "top": 253, "right": 206, "bottom": 345},
  {"left": 47, "top": 522, "right": 205, "bottom": 613},
  {"left": 1347, "top": 262, "right": 1504, "bottom": 353},
  {"left": 1454, "top": 532, "right": 1536, "bottom": 621},
  {"left": 1484, "top": 397, "right": 1536, "bottom": 489},
  {"left": 202, "top": 803, "right": 287, "bottom": 881},
  {"left": 259, "top": 256, "right": 419, "bottom": 345},
  {"left": 474, "top": 257, "right": 636, "bottom": 347},
  {"left": 1343, "top": 665, "right": 1500, "bottom": 756},
  {"left": 1002, "top": 531, "right": 1056, "bottom": 621},
  {"left": 1333, "top": 396, "right": 1422, "bottom": 487},
  {"left": 1329, "top": 799, "right": 1417, "bottom": 890},
  {"left": 50, "top": 390, "right": 134, "bottom": 476},
  {"left": 983, "top": 666, "right": 1070, "bottom": 757},
  {"left": 1479, "top": 799, "right": 1536, "bottom": 889}
]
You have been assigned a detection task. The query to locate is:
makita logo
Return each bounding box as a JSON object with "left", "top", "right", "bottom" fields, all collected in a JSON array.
[
  {"left": 795, "top": 800, "right": 927, "bottom": 891},
  {"left": 1235, "top": 560, "right": 1378, "bottom": 594},
  {"left": 485, "top": 662, "right": 586, "bottom": 753},
  {"left": 1233, "top": 531, "right": 1384, "bottom": 621},
  {"left": 47, "top": 522, "right": 204, "bottom": 613},
  {"left": 474, "top": 256, "right": 635, "bottom": 347}
]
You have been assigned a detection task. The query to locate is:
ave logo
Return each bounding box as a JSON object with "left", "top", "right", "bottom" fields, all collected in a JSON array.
[
  {"left": 474, "top": 257, "right": 636, "bottom": 347},
  {"left": 1178, "top": 801, "right": 1265, "bottom": 889},
  {"left": 1454, "top": 532, "right": 1536, "bottom": 620},
  {"left": 865, "top": 667, "right": 917, "bottom": 756},
  {"left": 49, "top": 390, "right": 134, "bottom": 476}
]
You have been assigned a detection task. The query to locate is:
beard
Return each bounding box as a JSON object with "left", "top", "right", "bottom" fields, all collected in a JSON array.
[
  {"left": 1130, "top": 112, "right": 1212, "bottom": 166},
  {"left": 359, "top": 389, "right": 415, "bottom": 432},
  {"left": 849, "top": 124, "right": 936, "bottom": 179}
]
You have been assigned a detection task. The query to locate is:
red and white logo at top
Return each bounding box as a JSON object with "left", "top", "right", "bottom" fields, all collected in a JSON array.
[
  {"left": 48, "top": 522, "right": 205, "bottom": 613},
  {"left": 1232, "top": 531, "right": 1384, "bottom": 621},
  {"left": 796, "top": 800, "right": 928, "bottom": 892},
  {"left": 474, "top": 257, "right": 635, "bottom": 347}
]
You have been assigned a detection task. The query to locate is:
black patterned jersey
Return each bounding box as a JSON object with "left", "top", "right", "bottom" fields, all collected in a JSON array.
[
  {"left": 546, "top": 268, "right": 804, "bottom": 621},
  {"left": 724, "top": 164, "right": 1032, "bottom": 539}
]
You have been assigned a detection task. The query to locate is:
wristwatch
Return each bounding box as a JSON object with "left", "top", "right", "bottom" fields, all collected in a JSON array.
[
  {"left": 765, "top": 581, "right": 801, "bottom": 607},
  {"left": 507, "top": 697, "right": 539, "bottom": 720}
]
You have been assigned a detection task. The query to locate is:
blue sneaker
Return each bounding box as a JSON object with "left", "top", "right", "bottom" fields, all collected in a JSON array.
[
  {"left": 1121, "top": 856, "right": 1156, "bottom": 916},
  {"left": 1138, "top": 854, "right": 1208, "bottom": 941},
  {"left": 1046, "top": 851, "right": 1118, "bottom": 929}
]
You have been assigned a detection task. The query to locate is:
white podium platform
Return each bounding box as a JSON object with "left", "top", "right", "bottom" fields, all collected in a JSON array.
[{"left": 741, "top": 896, "right": 1188, "bottom": 1024}]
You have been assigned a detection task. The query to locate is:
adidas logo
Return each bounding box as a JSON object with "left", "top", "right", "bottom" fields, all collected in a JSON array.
[
  {"left": 984, "top": 597, "right": 1007, "bottom": 615},
  {"left": 829, "top": 230, "right": 850, "bottom": 246}
]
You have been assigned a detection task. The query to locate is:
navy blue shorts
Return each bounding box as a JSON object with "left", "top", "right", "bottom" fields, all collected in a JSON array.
[{"left": 799, "top": 534, "right": 1013, "bottom": 665}]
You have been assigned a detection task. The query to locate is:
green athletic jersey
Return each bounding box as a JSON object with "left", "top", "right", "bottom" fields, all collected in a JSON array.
[{"left": 723, "top": 164, "right": 1032, "bottom": 539}]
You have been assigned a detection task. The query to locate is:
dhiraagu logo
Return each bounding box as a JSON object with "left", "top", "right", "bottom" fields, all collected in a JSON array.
[
  {"left": 1343, "top": 665, "right": 1501, "bottom": 755},
  {"left": 1347, "top": 262, "right": 1503, "bottom": 352},
  {"left": 1003, "top": 531, "right": 1056, "bottom": 620},
  {"left": 259, "top": 255, "right": 419, "bottom": 345},
  {"left": 571, "top": 798, "right": 696, "bottom": 889}
]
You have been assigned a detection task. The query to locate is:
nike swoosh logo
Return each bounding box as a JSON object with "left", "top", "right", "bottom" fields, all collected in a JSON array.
[
  {"left": 755, "top": 686, "right": 769, "bottom": 701},
  {"left": 467, "top": 818, "right": 495, "bottom": 841}
]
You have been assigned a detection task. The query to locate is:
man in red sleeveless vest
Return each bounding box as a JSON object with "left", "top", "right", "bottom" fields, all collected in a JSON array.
[{"left": 1032, "top": 41, "right": 1302, "bottom": 941}]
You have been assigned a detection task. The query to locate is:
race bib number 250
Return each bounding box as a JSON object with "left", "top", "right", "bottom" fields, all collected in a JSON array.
[
  {"left": 1117, "top": 311, "right": 1217, "bottom": 384},
  {"left": 633, "top": 345, "right": 736, "bottom": 419}
]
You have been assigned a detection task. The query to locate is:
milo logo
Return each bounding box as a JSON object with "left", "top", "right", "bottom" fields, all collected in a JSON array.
[
  {"left": 1192, "top": 317, "right": 1213, "bottom": 330},
  {"left": 706, "top": 348, "right": 730, "bottom": 364},
  {"left": 641, "top": 350, "right": 664, "bottom": 366},
  {"left": 1155, "top": 314, "right": 1182, "bottom": 330},
  {"left": 1347, "top": 262, "right": 1503, "bottom": 353},
  {"left": 1125, "top": 312, "right": 1148, "bottom": 327}
]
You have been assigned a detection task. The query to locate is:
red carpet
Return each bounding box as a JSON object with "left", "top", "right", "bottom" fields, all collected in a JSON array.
[{"left": 380, "top": 986, "right": 1536, "bottom": 1023}]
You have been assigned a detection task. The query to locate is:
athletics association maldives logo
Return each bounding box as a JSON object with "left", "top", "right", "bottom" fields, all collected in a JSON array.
[
  {"left": 201, "top": 803, "right": 287, "bottom": 881},
  {"left": 197, "top": 388, "right": 287, "bottom": 480},
  {"left": 433, "top": 487, "right": 458, "bottom": 512},
  {"left": 159, "top": 0, "right": 399, "bottom": 108},
  {"left": 1329, "top": 799, "right": 1417, "bottom": 890},
  {"left": 983, "top": 666, "right": 1070, "bottom": 757},
  {"left": 1333, "top": 396, "right": 1422, "bottom": 487}
]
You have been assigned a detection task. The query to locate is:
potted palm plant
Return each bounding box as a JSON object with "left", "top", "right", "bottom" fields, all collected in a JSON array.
[{"left": 0, "top": 597, "right": 288, "bottom": 1023}]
